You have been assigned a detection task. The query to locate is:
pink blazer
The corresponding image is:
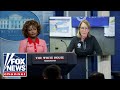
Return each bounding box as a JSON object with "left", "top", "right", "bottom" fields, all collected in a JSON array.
[{"left": 19, "top": 38, "right": 47, "bottom": 53}]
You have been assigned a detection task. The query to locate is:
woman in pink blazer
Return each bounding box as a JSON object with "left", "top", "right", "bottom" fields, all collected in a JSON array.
[{"left": 19, "top": 20, "right": 47, "bottom": 53}]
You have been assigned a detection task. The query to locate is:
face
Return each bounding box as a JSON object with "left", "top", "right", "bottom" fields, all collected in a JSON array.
[
  {"left": 27, "top": 25, "right": 38, "bottom": 38},
  {"left": 79, "top": 22, "right": 89, "bottom": 38}
]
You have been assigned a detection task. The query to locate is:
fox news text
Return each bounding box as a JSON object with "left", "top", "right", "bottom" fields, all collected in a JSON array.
[{"left": 3, "top": 53, "right": 27, "bottom": 77}]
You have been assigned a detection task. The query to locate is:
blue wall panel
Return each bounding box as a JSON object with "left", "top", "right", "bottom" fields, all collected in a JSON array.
[{"left": 110, "top": 11, "right": 120, "bottom": 71}]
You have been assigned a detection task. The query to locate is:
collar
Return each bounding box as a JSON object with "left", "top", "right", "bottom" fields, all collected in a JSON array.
[{"left": 28, "top": 37, "right": 39, "bottom": 44}]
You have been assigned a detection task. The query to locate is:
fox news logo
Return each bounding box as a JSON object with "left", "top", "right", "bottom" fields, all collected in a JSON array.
[{"left": 3, "top": 53, "right": 27, "bottom": 77}]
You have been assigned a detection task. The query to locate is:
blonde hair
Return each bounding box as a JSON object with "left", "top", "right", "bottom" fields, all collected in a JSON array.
[{"left": 77, "top": 19, "right": 91, "bottom": 38}]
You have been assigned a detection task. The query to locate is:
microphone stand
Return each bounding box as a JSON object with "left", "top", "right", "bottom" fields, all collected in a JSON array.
[
  {"left": 61, "top": 40, "right": 68, "bottom": 52},
  {"left": 61, "top": 39, "right": 70, "bottom": 79}
]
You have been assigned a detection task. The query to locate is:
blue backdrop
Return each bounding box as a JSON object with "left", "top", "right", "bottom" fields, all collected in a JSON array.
[{"left": 72, "top": 17, "right": 109, "bottom": 28}]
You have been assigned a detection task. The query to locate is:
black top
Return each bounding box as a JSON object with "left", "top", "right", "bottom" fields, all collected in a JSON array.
[{"left": 66, "top": 35, "right": 102, "bottom": 57}]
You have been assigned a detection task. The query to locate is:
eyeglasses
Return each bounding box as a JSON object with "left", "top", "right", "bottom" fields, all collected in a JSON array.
[{"left": 80, "top": 27, "right": 89, "bottom": 30}]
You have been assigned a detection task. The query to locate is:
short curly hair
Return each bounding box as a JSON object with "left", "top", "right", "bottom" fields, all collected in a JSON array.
[{"left": 22, "top": 20, "right": 41, "bottom": 38}]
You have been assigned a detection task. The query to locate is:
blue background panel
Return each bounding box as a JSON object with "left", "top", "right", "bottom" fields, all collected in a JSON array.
[
  {"left": 72, "top": 17, "right": 109, "bottom": 28},
  {"left": 110, "top": 11, "right": 120, "bottom": 71}
]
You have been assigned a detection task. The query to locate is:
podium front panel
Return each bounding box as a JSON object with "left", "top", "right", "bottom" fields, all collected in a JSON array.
[{"left": 27, "top": 52, "right": 77, "bottom": 77}]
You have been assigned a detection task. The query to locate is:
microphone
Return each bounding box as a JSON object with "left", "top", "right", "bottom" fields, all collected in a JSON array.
[{"left": 61, "top": 40, "right": 67, "bottom": 51}]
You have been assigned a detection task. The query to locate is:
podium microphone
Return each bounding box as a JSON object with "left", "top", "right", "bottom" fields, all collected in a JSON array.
[
  {"left": 61, "top": 40, "right": 67, "bottom": 51},
  {"left": 61, "top": 39, "right": 70, "bottom": 79}
]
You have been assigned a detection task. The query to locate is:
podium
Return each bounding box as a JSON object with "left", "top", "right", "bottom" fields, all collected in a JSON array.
[
  {"left": 71, "top": 55, "right": 96, "bottom": 79},
  {"left": 27, "top": 52, "right": 77, "bottom": 79}
]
